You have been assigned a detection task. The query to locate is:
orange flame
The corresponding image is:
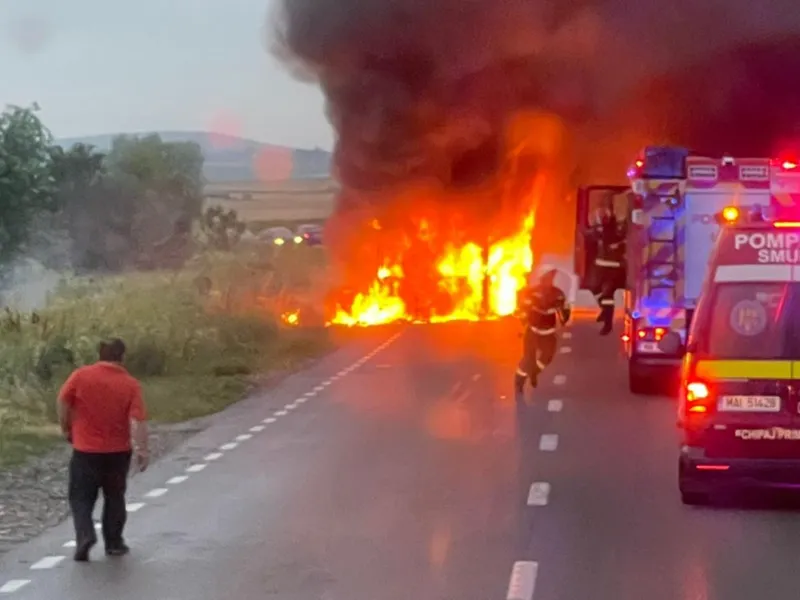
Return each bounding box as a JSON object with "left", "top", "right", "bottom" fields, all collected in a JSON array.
[{"left": 329, "top": 212, "right": 534, "bottom": 326}]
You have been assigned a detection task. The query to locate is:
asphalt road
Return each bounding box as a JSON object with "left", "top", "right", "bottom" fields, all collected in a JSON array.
[{"left": 3, "top": 317, "right": 800, "bottom": 599}]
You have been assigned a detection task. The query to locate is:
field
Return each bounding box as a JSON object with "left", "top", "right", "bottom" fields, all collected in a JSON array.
[
  {"left": 0, "top": 225, "right": 333, "bottom": 467},
  {"left": 203, "top": 179, "right": 338, "bottom": 224}
]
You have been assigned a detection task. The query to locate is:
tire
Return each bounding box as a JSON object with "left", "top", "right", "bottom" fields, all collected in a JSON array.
[
  {"left": 679, "top": 459, "right": 709, "bottom": 506},
  {"left": 680, "top": 490, "right": 708, "bottom": 506},
  {"left": 628, "top": 360, "right": 650, "bottom": 395}
]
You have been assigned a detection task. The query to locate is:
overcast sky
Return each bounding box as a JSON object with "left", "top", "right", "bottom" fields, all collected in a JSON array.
[{"left": 0, "top": 0, "right": 334, "bottom": 149}]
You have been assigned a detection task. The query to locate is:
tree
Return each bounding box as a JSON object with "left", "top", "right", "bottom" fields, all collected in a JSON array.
[{"left": 0, "top": 104, "right": 57, "bottom": 266}]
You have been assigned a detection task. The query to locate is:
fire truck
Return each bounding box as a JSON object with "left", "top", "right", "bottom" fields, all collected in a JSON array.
[{"left": 574, "top": 147, "right": 793, "bottom": 394}]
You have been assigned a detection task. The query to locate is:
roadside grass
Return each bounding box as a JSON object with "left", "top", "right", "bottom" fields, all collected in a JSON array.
[{"left": 0, "top": 244, "right": 333, "bottom": 468}]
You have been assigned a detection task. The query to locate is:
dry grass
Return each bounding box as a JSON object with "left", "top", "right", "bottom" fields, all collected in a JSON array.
[
  {"left": 0, "top": 245, "right": 333, "bottom": 467},
  {"left": 203, "top": 178, "right": 337, "bottom": 223}
]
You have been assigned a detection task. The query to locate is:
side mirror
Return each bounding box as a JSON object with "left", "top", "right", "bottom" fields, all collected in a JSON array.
[{"left": 658, "top": 331, "right": 684, "bottom": 355}]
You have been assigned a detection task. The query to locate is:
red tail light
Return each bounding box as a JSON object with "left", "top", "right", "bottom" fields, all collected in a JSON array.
[
  {"left": 685, "top": 381, "right": 711, "bottom": 414},
  {"left": 636, "top": 327, "right": 668, "bottom": 341},
  {"left": 783, "top": 161, "right": 798, "bottom": 170}
]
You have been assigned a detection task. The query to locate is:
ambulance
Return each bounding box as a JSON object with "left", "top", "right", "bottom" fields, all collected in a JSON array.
[{"left": 661, "top": 207, "right": 800, "bottom": 504}]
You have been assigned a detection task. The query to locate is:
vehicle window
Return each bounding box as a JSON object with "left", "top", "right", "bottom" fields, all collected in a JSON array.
[{"left": 704, "top": 282, "right": 794, "bottom": 359}]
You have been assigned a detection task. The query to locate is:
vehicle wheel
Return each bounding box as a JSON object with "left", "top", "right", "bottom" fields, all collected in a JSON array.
[
  {"left": 628, "top": 361, "right": 650, "bottom": 395},
  {"left": 680, "top": 490, "right": 708, "bottom": 506}
]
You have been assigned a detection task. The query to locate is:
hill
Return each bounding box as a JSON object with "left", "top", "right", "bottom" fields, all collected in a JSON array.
[{"left": 56, "top": 131, "right": 333, "bottom": 182}]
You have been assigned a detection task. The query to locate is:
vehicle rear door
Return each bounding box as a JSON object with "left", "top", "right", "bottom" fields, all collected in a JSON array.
[
  {"left": 697, "top": 281, "right": 800, "bottom": 459},
  {"left": 574, "top": 185, "right": 630, "bottom": 289}
]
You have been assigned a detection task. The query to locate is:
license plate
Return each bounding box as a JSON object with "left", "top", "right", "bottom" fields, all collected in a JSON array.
[
  {"left": 637, "top": 342, "right": 661, "bottom": 353},
  {"left": 718, "top": 395, "right": 781, "bottom": 412}
]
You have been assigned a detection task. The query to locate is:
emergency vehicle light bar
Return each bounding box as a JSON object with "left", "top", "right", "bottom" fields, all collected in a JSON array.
[{"left": 714, "top": 205, "right": 768, "bottom": 225}]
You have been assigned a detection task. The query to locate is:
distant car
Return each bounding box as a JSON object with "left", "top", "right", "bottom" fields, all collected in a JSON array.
[
  {"left": 259, "top": 226, "right": 299, "bottom": 246},
  {"left": 296, "top": 223, "right": 324, "bottom": 246}
]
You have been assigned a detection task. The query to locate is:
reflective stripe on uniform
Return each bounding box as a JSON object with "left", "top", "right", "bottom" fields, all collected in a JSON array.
[
  {"left": 531, "top": 327, "right": 556, "bottom": 335},
  {"left": 600, "top": 299, "right": 615, "bottom": 306},
  {"left": 595, "top": 258, "right": 621, "bottom": 268},
  {"left": 516, "top": 368, "right": 527, "bottom": 377},
  {"left": 531, "top": 306, "right": 557, "bottom": 315},
  {"left": 536, "top": 359, "right": 547, "bottom": 370},
  {"left": 695, "top": 360, "right": 792, "bottom": 380}
]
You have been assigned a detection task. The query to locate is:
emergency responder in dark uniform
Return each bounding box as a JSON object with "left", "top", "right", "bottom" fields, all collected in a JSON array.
[
  {"left": 589, "top": 206, "right": 626, "bottom": 336},
  {"left": 514, "top": 268, "right": 572, "bottom": 395}
]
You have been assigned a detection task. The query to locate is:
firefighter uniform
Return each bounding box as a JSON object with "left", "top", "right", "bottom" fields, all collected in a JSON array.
[
  {"left": 591, "top": 215, "right": 626, "bottom": 336},
  {"left": 514, "top": 270, "right": 572, "bottom": 395}
]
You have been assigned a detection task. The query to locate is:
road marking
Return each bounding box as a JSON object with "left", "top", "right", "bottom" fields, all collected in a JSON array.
[
  {"left": 295, "top": 397, "right": 308, "bottom": 404},
  {"left": 507, "top": 561, "right": 538, "bottom": 600},
  {"left": 219, "top": 443, "right": 237, "bottom": 451},
  {"left": 562, "top": 331, "right": 572, "bottom": 339},
  {"left": 547, "top": 399, "right": 563, "bottom": 412},
  {"left": 30, "top": 556, "right": 65, "bottom": 570},
  {"left": 250, "top": 425, "right": 265, "bottom": 432},
  {"left": 527, "top": 482, "right": 551, "bottom": 506},
  {"left": 304, "top": 391, "right": 316, "bottom": 397},
  {"left": 284, "top": 403, "right": 297, "bottom": 410},
  {"left": 0, "top": 580, "right": 30, "bottom": 593},
  {"left": 236, "top": 434, "right": 252, "bottom": 441},
  {"left": 263, "top": 417, "right": 277, "bottom": 424},
  {"left": 314, "top": 385, "right": 325, "bottom": 392},
  {"left": 167, "top": 475, "right": 189, "bottom": 485},
  {"left": 63, "top": 540, "right": 76, "bottom": 548},
  {"left": 126, "top": 502, "right": 145, "bottom": 512},
  {"left": 539, "top": 434, "right": 559, "bottom": 451},
  {"left": 553, "top": 374, "right": 567, "bottom": 385},
  {"left": 559, "top": 346, "right": 572, "bottom": 354},
  {"left": 186, "top": 464, "right": 207, "bottom": 473},
  {"left": 205, "top": 452, "right": 224, "bottom": 460},
  {"left": 145, "top": 488, "right": 168, "bottom": 499},
  {"left": 275, "top": 410, "right": 288, "bottom": 416}
]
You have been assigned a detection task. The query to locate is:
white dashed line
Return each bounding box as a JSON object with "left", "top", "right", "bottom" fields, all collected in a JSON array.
[
  {"left": 527, "top": 482, "right": 551, "bottom": 506},
  {"left": 303, "top": 391, "right": 316, "bottom": 398},
  {"left": 250, "top": 425, "right": 265, "bottom": 432},
  {"left": 236, "top": 434, "right": 252, "bottom": 441},
  {"left": 145, "top": 488, "right": 168, "bottom": 499},
  {"left": 284, "top": 403, "right": 297, "bottom": 410},
  {"left": 186, "top": 464, "right": 207, "bottom": 473},
  {"left": 547, "top": 399, "right": 563, "bottom": 412},
  {"left": 0, "top": 580, "right": 31, "bottom": 593},
  {"left": 263, "top": 417, "right": 277, "bottom": 424},
  {"left": 553, "top": 374, "right": 567, "bottom": 385},
  {"left": 562, "top": 331, "right": 572, "bottom": 339},
  {"left": 559, "top": 346, "right": 572, "bottom": 354},
  {"left": 30, "top": 556, "right": 65, "bottom": 570},
  {"left": 167, "top": 475, "right": 189, "bottom": 485},
  {"left": 205, "top": 452, "right": 224, "bottom": 460},
  {"left": 507, "top": 561, "right": 538, "bottom": 600},
  {"left": 539, "top": 434, "right": 559, "bottom": 452},
  {"left": 274, "top": 410, "right": 288, "bottom": 417},
  {"left": 295, "top": 397, "right": 308, "bottom": 404},
  {"left": 313, "top": 385, "right": 325, "bottom": 392},
  {"left": 126, "top": 502, "right": 145, "bottom": 513},
  {"left": 219, "top": 443, "right": 237, "bottom": 451},
  {"left": 63, "top": 540, "right": 76, "bottom": 548}
]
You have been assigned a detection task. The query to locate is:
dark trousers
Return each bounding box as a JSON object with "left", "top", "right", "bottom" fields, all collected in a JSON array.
[
  {"left": 592, "top": 265, "right": 623, "bottom": 325},
  {"left": 69, "top": 449, "right": 132, "bottom": 547},
  {"left": 516, "top": 330, "right": 558, "bottom": 383}
]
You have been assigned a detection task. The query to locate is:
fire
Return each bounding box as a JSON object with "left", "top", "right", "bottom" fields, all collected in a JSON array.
[
  {"left": 329, "top": 213, "right": 534, "bottom": 326},
  {"left": 281, "top": 309, "right": 300, "bottom": 326}
]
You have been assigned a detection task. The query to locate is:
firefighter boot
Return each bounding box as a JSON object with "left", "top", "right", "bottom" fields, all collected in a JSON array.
[
  {"left": 599, "top": 307, "right": 614, "bottom": 335},
  {"left": 514, "top": 372, "right": 526, "bottom": 396}
]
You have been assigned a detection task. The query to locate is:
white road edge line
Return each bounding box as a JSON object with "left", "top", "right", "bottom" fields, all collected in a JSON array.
[
  {"left": 145, "top": 488, "right": 168, "bottom": 498},
  {"left": 167, "top": 475, "right": 189, "bottom": 484},
  {"left": 0, "top": 580, "right": 31, "bottom": 593},
  {"left": 274, "top": 410, "right": 288, "bottom": 416},
  {"left": 507, "top": 561, "right": 538, "bottom": 600},
  {"left": 250, "top": 425, "right": 265, "bottom": 432},
  {"left": 186, "top": 464, "right": 207, "bottom": 473},
  {"left": 30, "top": 556, "right": 65, "bottom": 570},
  {"left": 527, "top": 482, "right": 551, "bottom": 506},
  {"left": 219, "top": 443, "right": 237, "bottom": 451},
  {"left": 263, "top": 417, "right": 277, "bottom": 424},
  {"left": 547, "top": 399, "right": 563, "bottom": 412},
  {"left": 539, "top": 434, "right": 559, "bottom": 452},
  {"left": 205, "top": 452, "right": 224, "bottom": 460},
  {"left": 236, "top": 434, "right": 253, "bottom": 441}
]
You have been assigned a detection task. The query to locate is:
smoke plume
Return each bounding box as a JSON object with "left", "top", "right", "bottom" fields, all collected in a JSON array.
[{"left": 273, "top": 0, "right": 800, "bottom": 291}]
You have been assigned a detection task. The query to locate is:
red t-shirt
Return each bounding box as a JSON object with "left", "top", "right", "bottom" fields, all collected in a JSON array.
[{"left": 59, "top": 362, "right": 146, "bottom": 453}]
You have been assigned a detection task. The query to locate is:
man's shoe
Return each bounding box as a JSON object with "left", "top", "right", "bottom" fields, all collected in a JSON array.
[
  {"left": 73, "top": 536, "right": 97, "bottom": 562},
  {"left": 600, "top": 321, "right": 613, "bottom": 336},
  {"left": 514, "top": 375, "right": 525, "bottom": 395},
  {"left": 105, "top": 543, "right": 130, "bottom": 557}
]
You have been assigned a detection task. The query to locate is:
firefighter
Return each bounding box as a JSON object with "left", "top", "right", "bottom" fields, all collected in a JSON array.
[
  {"left": 590, "top": 206, "right": 626, "bottom": 336},
  {"left": 514, "top": 268, "right": 572, "bottom": 395}
]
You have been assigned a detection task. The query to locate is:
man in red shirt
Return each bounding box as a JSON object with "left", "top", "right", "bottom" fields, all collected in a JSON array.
[{"left": 57, "top": 338, "right": 149, "bottom": 562}]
